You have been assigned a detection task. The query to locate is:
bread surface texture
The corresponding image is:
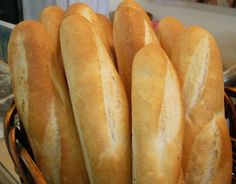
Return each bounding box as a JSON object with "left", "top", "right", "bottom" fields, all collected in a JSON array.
[{"left": 97, "top": 13, "right": 113, "bottom": 49}]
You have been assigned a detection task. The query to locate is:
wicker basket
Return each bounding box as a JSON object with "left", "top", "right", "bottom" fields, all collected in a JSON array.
[
  {"left": 4, "top": 88, "right": 236, "bottom": 184},
  {"left": 4, "top": 104, "right": 47, "bottom": 184}
]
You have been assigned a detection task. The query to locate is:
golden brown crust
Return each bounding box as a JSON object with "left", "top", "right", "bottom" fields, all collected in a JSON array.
[
  {"left": 60, "top": 15, "right": 131, "bottom": 184},
  {"left": 96, "top": 13, "right": 113, "bottom": 49},
  {"left": 64, "top": 2, "right": 91, "bottom": 19},
  {"left": 171, "top": 26, "right": 232, "bottom": 184},
  {"left": 156, "top": 16, "right": 184, "bottom": 58},
  {"left": 97, "top": 13, "right": 116, "bottom": 67},
  {"left": 40, "top": 6, "right": 64, "bottom": 70},
  {"left": 64, "top": 3, "right": 116, "bottom": 65},
  {"left": 117, "top": 0, "right": 147, "bottom": 11},
  {"left": 8, "top": 20, "right": 89, "bottom": 184},
  {"left": 132, "top": 44, "right": 184, "bottom": 184},
  {"left": 113, "top": 0, "right": 159, "bottom": 103},
  {"left": 64, "top": 3, "right": 108, "bottom": 48},
  {"left": 40, "top": 5, "right": 64, "bottom": 56}
]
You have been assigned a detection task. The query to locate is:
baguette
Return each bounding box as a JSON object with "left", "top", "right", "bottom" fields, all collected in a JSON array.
[
  {"left": 8, "top": 20, "right": 89, "bottom": 184},
  {"left": 40, "top": 5, "right": 64, "bottom": 57},
  {"left": 132, "top": 44, "right": 184, "bottom": 184},
  {"left": 60, "top": 14, "right": 131, "bottom": 184},
  {"left": 171, "top": 26, "right": 232, "bottom": 184},
  {"left": 40, "top": 6, "right": 64, "bottom": 70},
  {"left": 113, "top": 0, "right": 159, "bottom": 102},
  {"left": 156, "top": 16, "right": 184, "bottom": 58},
  {"left": 64, "top": 3, "right": 115, "bottom": 65}
]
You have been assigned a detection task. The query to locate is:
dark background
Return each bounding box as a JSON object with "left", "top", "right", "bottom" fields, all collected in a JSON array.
[{"left": 0, "top": 0, "right": 23, "bottom": 24}]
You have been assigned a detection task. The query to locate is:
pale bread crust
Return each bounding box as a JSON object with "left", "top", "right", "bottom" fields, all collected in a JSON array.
[
  {"left": 132, "top": 44, "right": 184, "bottom": 184},
  {"left": 171, "top": 26, "right": 232, "bottom": 184},
  {"left": 8, "top": 20, "right": 89, "bottom": 184},
  {"left": 60, "top": 15, "right": 131, "bottom": 184}
]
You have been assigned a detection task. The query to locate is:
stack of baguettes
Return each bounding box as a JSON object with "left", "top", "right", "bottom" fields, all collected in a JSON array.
[{"left": 7, "top": 0, "right": 232, "bottom": 183}]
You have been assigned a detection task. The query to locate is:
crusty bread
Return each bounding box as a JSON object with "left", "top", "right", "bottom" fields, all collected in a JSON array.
[
  {"left": 156, "top": 16, "right": 184, "bottom": 58},
  {"left": 40, "top": 5, "right": 64, "bottom": 56},
  {"left": 113, "top": 0, "right": 159, "bottom": 102},
  {"left": 63, "top": 3, "right": 108, "bottom": 49},
  {"left": 60, "top": 14, "right": 131, "bottom": 184},
  {"left": 64, "top": 2, "right": 92, "bottom": 19},
  {"left": 40, "top": 5, "right": 64, "bottom": 69},
  {"left": 64, "top": 3, "right": 115, "bottom": 65},
  {"left": 8, "top": 20, "right": 89, "bottom": 184},
  {"left": 97, "top": 13, "right": 116, "bottom": 67},
  {"left": 171, "top": 26, "right": 232, "bottom": 184},
  {"left": 132, "top": 44, "right": 184, "bottom": 184},
  {"left": 97, "top": 13, "right": 113, "bottom": 50}
]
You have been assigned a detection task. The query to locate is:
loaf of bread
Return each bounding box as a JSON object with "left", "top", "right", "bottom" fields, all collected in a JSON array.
[
  {"left": 113, "top": 0, "right": 159, "bottom": 102},
  {"left": 132, "top": 44, "right": 184, "bottom": 184},
  {"left": 60, "top": 14, "right": 131, "bottom": 184},
  {"left": 40, "top": 5, "right": 64, "bottom": 56},
  {"left": 171, "top": 26, "right": 232, "bottom": 184},
  {"left": 64, "top": 3, "right": 115, "bottom": 65},
  {"left": 156, "top": 16, "right": 184, "bottom": 58},
  {"left": 8, "top": 20, "right": 89, "bottom": 184},
  {"left": 63, "top": 2, "right": 92, "bottom": 18}
]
